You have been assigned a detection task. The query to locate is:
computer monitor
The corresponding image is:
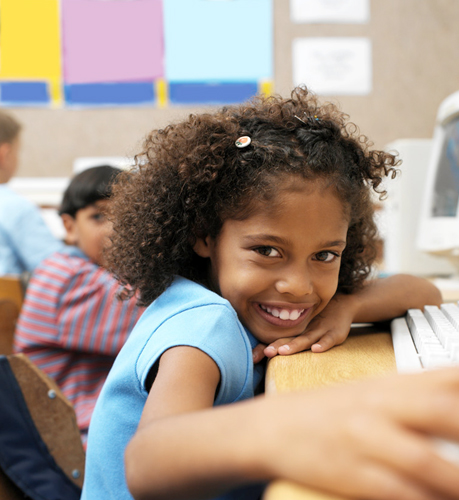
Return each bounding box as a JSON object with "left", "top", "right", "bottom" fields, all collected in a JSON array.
[
  {"left": 417, "top": 90, "right": 459, "bottom": 273},
  {"left": 380, "top": 139, "right": 456, "bottom": 277}
]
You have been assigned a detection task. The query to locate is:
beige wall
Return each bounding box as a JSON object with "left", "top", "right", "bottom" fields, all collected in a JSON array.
[
  {"left": 9, "top": 0, "right": 459, "bottom": 177},
  {"left": 274, "top": 0, "right": 459, "bottom": 149}
]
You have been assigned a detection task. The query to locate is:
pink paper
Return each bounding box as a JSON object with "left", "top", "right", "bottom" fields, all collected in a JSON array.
[{"left": 62, "top": 0, "right": 164, "bottom": 84}]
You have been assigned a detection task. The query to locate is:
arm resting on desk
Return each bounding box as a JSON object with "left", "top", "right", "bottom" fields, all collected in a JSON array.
[{"left": 262, "top": 274, "right": 442, "bottom": 359}]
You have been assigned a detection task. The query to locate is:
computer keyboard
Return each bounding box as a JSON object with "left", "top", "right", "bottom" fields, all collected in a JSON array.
[
  {"left": 391, "top": 304, "right": 459, "bottom": 465},
  {"left": 391, "top": 304, "right": 459, "bottom": 372}
]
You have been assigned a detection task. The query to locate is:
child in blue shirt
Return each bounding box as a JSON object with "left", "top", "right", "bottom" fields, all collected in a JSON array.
[
  {"left": 0, "top": 110, "right": 63, "bottom": 276},
  {"left": 82, "top": 88, "right": 459, "bottom": 500}
]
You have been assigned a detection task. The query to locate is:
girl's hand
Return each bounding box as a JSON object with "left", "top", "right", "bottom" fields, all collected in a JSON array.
[
  {"left": 263, "top": 293, "right": 356, "bottom": 358},
  {"left": 252, "top": 343, "right": 268, "bottom": 364}
]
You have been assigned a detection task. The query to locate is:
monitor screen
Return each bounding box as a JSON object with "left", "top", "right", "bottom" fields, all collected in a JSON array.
[
  {"left": 431, "top": 116, "right": 459, "bottom": 217},
  {"left": 416, "top": 90, "right": 459, "bottom": 270}
]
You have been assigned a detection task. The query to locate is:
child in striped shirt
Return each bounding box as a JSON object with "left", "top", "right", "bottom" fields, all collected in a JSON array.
[{"left": 14, "top": 165, "right": 144, "bottom": 447}]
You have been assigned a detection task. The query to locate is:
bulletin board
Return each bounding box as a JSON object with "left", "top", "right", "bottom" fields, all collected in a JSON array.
[
  {"left": 4, "top": 0, "right": 459, "bottom": 177},
  {"left": 273, "top": 0, "right": 459, "bottom": 154},
  {"left": 0, "top": 0, "right": 273, "bottom": 108}
]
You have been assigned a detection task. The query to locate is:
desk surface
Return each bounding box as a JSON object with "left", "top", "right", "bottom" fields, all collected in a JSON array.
[{"left": 263, "top": 326, "right": 397, "bottom": 500}]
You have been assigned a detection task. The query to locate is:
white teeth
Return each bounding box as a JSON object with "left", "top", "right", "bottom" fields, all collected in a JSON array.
[
  {"left": 289, "top": 310, "right": 301, "bottom": 321},
  {"left": 261, "top": 305, "right": 304, "bottom": 321},
  {"left": 279, "top": 310, "right": 290, "bottom": 320}
]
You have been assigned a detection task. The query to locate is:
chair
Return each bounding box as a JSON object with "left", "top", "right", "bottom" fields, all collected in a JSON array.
[
  {"left": 0, "top": 354, "right": 85, "bottom": 500},
  {"left": 0, "top": 275, "right": 25, "bottom": 355},
  {"left": 0, "top": 276, "right": 24, "bottom": 311},
  {"left": 0, "top": 299, "right": 19, "bottom": 355}
]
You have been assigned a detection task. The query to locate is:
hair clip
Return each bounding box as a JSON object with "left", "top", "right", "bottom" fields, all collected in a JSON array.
[
  {"left": 235, "top": 136, "right": 251, "bottom": 148},
  {"left": 295, "top": 114, "right": 320, "bottom": 125},
  {"left": 294, "top": 115, "right": 307, "bottom": 125}
]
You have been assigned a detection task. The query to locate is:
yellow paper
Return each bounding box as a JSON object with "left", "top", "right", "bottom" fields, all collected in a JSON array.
[
  {"left": 155, "top": 79, "right": 168, "bottom": 108},
  {"left": 259, "top": 80, "right": 273, "bottom": 97},
  {"left": 0, "top": 0, "right": 62, "bottom": 81}
]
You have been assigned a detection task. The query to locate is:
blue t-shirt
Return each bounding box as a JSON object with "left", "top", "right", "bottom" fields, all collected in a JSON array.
[
  {"left": 82, "top": 277, "right": 265, "bottom": 500},
  {"left": 0, "top": 184, "right": 63, "bottom": 275}
]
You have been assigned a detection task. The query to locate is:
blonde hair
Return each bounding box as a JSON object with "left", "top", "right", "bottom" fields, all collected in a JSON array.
[{"left": 0, "top": 110, "right": 21, "bottom": 144}]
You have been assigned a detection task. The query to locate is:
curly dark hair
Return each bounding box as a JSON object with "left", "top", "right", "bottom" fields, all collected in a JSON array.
[{"left": 107, "top": 87, "right": 399, "bottom": 306}]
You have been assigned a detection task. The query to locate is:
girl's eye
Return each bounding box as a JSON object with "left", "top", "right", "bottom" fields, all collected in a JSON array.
[
  {"left": 314, "top": 251, "right": 338, "bottom": 262},
  {"left": 254, "top": 246, "right": 281, "bottom": 258}
]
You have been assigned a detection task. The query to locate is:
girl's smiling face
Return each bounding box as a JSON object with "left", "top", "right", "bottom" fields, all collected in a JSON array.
[{"left": 193, "top": 178, "right": 350, "bottom": 345}]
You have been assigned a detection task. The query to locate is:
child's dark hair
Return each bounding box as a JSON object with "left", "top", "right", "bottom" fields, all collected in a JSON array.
[
  {"left": 59, "top": 165, "right": 121, "bottom": 217},
  {"left": 107, "top": 87, "right": 399, "bottom": 306},
  {"left": 0, "top": 110, "right": 21, "bottom": 144}
]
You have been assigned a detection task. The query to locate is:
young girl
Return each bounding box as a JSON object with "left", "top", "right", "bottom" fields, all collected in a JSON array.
[{"left": 81, "top": 88, "right": 459, "bottom": 500}]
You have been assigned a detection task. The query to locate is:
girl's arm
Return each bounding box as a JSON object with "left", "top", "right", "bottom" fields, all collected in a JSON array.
[
  {"left": 125, "top": 364, "right": 459, "bottom": 500},
  {"left": 260, "top": 274, "right": 442, "bottom": 359}
]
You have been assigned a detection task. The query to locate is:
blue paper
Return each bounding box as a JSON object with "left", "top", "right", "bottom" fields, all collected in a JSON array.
[
  {"left": 169, "top": 82, "right": 258, "bottom": 105},
  {"left": 0, "top": 82, "right": 50, "bottom": 105},
  {"left": 164, "top": 0, "right": 272, "bottom": 81},
  {"left": 64, "top": 82, "right": 155, "bottom": 106}
]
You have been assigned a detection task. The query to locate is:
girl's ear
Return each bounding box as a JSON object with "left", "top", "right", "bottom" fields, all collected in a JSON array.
[{"left": 193, "top": 235, "right": 213, "bottom": 258}]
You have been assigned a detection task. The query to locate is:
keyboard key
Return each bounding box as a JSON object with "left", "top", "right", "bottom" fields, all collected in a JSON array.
[{"left": 391, "top": 307, "right": 459, "bottom": 465}]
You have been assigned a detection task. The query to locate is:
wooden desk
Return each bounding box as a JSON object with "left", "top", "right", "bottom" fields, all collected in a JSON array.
[{"left": 263, "top": 325, "right": 397, "bottom": 500}]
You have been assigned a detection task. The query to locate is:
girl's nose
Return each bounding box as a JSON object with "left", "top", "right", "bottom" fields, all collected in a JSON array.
[{"left": 275, "top": 269, "right": 314, "bottom": 297}]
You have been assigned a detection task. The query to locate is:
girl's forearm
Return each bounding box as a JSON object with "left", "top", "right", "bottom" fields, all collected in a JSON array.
[
  {"left": 125, "top": 369, "right": 459, "bottom": 500},
  {"left": 125, "top": 397, "right": 270, "bottom": 500},
  {"left": 348, "top": 274, "right": 442, "bottom": 323}
]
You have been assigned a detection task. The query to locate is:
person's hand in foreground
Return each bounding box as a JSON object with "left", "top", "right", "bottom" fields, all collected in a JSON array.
[{"left": 125, "top": 366, "right": 459, "bottom": 500}]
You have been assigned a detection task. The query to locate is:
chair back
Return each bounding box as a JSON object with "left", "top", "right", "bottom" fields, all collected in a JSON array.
[
  {"left": 0, "top": 276, "right": 23, "bottom": 311},
  {"left": 0, "top": 354, "right": 85, "bottom": 500},
  {"left": 0, "top": 299, "right": 19, "bottom": 354}
]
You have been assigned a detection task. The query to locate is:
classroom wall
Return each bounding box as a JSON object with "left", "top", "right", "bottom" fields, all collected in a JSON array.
[
  {"left": 274, "top": 0, "right": 459, "bottom": 150},
  {"left": 9, "top": 0, "right": 459, "bottom": 178}
]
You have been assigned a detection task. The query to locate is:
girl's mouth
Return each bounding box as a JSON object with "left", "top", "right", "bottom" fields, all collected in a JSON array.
[{"left": 257, "top": 303, "right": 311, "bottom": 326}]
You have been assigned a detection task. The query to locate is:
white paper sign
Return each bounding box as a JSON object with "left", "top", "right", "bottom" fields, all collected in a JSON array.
[
  {"left": 292, "top": 37, "right": 372, "bottom": 95},
  {"left": 290, "top": 0, "right": 370, "bottom": 24}
]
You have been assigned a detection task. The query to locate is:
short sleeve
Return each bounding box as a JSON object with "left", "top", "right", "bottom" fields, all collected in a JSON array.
[{"left": 136, "top": 303, "right": 252, "bottom": 405}]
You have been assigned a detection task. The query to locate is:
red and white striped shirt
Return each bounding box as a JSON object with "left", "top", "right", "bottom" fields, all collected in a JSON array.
[{"left": 14, "top": 245, "right": 144, "bottom": 447}]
